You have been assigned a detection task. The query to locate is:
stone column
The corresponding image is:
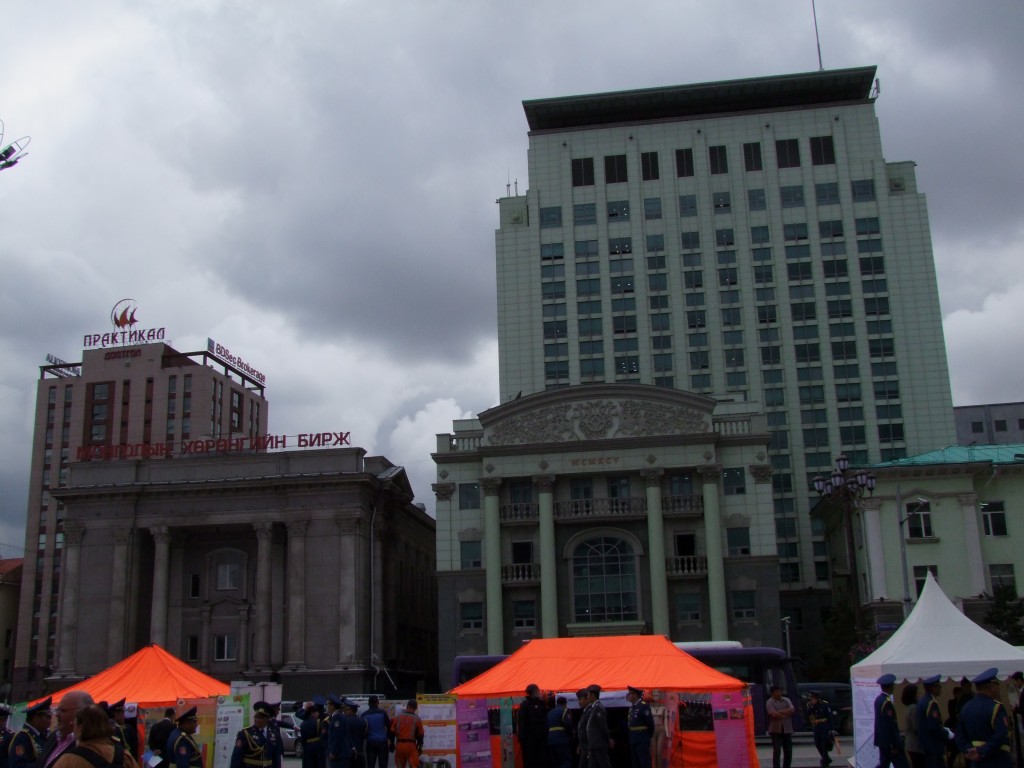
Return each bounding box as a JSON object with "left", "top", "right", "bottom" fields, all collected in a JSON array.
[
  {"left": 641, "top": 469, "right": 669, "bottom": 636},
  {"left": 958, "top": 493, "right": 987, "bottom": 596},
  {"left": 150, "top": 526, "right": 171, "bottom": 647},
  {"left": 285, "top": 519, "right": 309, "bottom": 669},
  {"left": 107, "top": 528, "right": 133, "bottom": 664},
  {"left": 237, "top": 604, "right": 250, "bottom": 669},
  {"left": 481, "top": 477, "right": 503, "bottom": 654},
  {"left": 534, "top": 475, "right": 557, "bottom": 637},
  {"left": 336, "top": 517, "right": 359, "bottom": 666},
  {"left": 200, "top": 605, "right": 212, "bottom": 671},
  {"left": 861, "top": 498, "right": 888, "bottom": 600},
  {"left": 697, "top": 465, "right": 728, "bottom": 639},
  {"left": 253, "top": 522, "right": 273, "bottom": 671},
  {"left": 55, "top": 523, "right": 85, "bottom": 675}
]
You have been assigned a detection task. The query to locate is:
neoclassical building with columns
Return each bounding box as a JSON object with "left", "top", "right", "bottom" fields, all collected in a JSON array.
[
  {"left": 432, "top": 384, "right": 782, "bottom": 686},
  {"left": 49, "top": 447, "right": 437, "bottom": 697}
]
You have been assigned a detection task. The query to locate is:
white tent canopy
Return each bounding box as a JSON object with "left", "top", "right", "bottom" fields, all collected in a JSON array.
[
  {"left": 852, "top": 572, "right": 1024, "bottom": 682},
  {"left": 848, "top": 573, "right": 1024, "bottom": 766}
]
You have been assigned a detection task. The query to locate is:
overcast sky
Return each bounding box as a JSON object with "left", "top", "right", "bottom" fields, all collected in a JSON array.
[{"left": 1, "top": 0, "right": 1021, "bottom": 557}]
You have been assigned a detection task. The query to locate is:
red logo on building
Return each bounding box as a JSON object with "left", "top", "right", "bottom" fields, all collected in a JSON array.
[{"left": 111, "top": 298, "right": 139, "bottom": 329}]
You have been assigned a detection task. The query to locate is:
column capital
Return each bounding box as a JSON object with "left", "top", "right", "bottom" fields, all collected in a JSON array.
[
  {"left": 335, "top": 516, "right": 361, "bottom": 535},
  {"left": 640, "top": 468, "right": 664, "bottom": 487},
  {"left": 958, "top": 493, "right": 978, "bottom": 507},
  {"left": 749, "top": 464, "right": 772, "bottom": 484},
  {"left": 113, "top": 528, "right": 133, "bottom": 545},
  {"left": 861, "top": 497, "right": 882, "bottom": 512},
  {"left": 480, "top": 477, "right": 502, "bottom": 496},
  {"left": 532, "top": 474, "right": 556, "bottom": 492},
  {"left": 432, "top": 482, "right": 456, "bottom": 501},
  {"left": 64, "top": 522, "right": 86, "bottom": 546},
  {"left": 150, "top": 525, "right": 171, "bottom": 545},
  {"left": 286, "top": 518, "right": 310, "bottom": 537},
  {"left": 696, "top": 464, "right": 722, "bottom": 482},
  {"left": 254, "top": 521, "right": 274, "bottom": 540}
]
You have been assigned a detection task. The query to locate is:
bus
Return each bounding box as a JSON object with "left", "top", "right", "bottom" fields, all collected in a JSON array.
[{"left": 450, "top": 642, "right": 801, "bottom": 734}]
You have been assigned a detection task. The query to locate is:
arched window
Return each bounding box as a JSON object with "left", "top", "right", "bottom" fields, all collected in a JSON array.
[{"left": 572, "top": 536, "right": 638, "bottom": 622}]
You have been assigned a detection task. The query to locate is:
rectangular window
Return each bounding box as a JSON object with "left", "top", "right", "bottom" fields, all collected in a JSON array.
[
  {"left": 650, "top": 313, "right": 670, "bottom": 332},
  {"left": 188, "top": 574, "right": 201, "bottom": 599},
  {"left": 540, "top": 243, "right": 564, "bottom": 260},
  {"left": 459, "top": 482, "right": 481, "bottom": 510},
  {"left": 731, "top": 590, "right": 756, "bottom": 620},
  {"left": 856, "top": 217, "right": 881, "bottom": 236},
  {"left": 816, "top": 182, "right": 840, "bottom": 206},
  {"left": 214, "top": 634, "right": 237, "bottom": 661},
  {"left": 539, "top": 207, "right": 562, "bottom": 228},
  {"left": 726, "top": 527, "right": 751, "bottom": 556},
  {"left": 216, "top": 563, "right": 240, "bottom": 590},
  {"left": 709, "top": 145, "right": 728, "bottom": 175},
  {"left": 743, "top": 142, "right": 763, "bottom": 172},
  {"left": 185, "top": 635, "right": 199, "bottom": 662},
  {"left": 748, "top": 188, "right": 767, "bottom": 211},
  {"left": 716, "top": 228, "right": 735, "bottom": 247},
  {"left": 676, "top": 594, "right": 701, "bottom": 622},
  {"left": 906, "top": 502, "right": 933, "bottom": 538},
  {"left": 512, "top": 600, "right": 537, "bottom": 629},
  {"left": 776, "top": 139, "right": 800, "bottom": 168},
  {"left": 723, "top": 467, "right": 746, "bottom": 495},
  {"left": 460, "top": 602, "right": 484, "bottom": 630},
  {"left": 678, "top": 194, "right": 698, "bottom": 217},
  {"left": 982, "top": 502, "right": 1008, "bottom": 537},
  {"left": 575, "top": 241, "right": 599, "bottom": 260},
  {"left": 646, "top": 234, "right": 665, "bottom": 253},
  {"left": 609, "top": 237, "right": 632, "bottom": 255},
  {"left": 780, "top": 185, "right": 805, "bottom": 208},
  {"left": 852, "top": 179, "right": 876, "bottom": 202},
  {"left": 574, "top": 203, "right": 596, "bottom": 225},
  {"left": 713, "top": 192, "right": 731, "bottom": 213},
  {"left": 460, "top": 540, "right": 482, "bottom": 569},
  {"left": 990, "top": 564, "right": 1017, "bottom": 598},
  {"left": 913, "top": 566, "right": 938, "bottom": 596},
  {"left": 680, "top": 231, "right": 700, "bottom": 250},
  {"left": 810, "top": 136, "right": 836, "bottom": 165},
  {"left": 572, "top": 157, "right": 594, "bottom": 187},
  {"left": 676, "top": 148, "right": 695, "bottom": 177},
  {"left": 641, "top": 151, "right": 659, "bottom": 180},
  {"left": 607, "top": 200, "right": 630, "bottom": 220},
  {"left": 819, "top": 220, "right": 844, "bottom": 239},
  {"left": 605, "top": 154, "right": 628, "bottom": 183},
  {"left": 644, "top": 197, "right": 662, "bottom": 220}
]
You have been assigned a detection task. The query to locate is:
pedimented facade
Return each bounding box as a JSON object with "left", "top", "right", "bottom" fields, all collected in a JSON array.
[{"left": 433, "top": 384, "right": 781, "bottom": 686}]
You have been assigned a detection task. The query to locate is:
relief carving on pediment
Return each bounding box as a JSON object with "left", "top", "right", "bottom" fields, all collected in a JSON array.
[{"left": 487, "top": 399, "right": 709, "bottom": 446}]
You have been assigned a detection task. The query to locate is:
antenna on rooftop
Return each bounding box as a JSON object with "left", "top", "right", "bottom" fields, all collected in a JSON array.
[
  {"left": 811, "top": 0, "right": 824, "bottom": 71},
  {"left": 514, "top": 179, "right": 519, "bottom": 196},
  {"left": 506, "top": 169, "right": 511, "bottom": 197}
]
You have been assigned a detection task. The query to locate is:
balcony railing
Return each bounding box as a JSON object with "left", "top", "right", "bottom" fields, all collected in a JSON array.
[
  {"left": 500, "top": 502, "right": 539, "bottom": 522},
  {"left": 554, "top": 497, "right": 646, "bottom": 520},
  {"left": 665, "top": 555, "right": 708, "bottom": 577},
  {"left": 502, "top": 562, "right": 541, "bottom": 583},
  {"left": 662, "top": 494, "right": 703, "bottom": 516}
]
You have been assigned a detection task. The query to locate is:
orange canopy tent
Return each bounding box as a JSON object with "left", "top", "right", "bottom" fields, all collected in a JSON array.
[
  {"left": 449, "top": 635, "right": 758, "bottom": 768},
  {"left": 36, "top": 644, "right": 229, "bottom": 707}
]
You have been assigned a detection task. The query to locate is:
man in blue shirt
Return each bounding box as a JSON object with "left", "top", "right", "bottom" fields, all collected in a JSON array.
[{"left": 359, "top": 696, "right": 390, "bottom": 768}]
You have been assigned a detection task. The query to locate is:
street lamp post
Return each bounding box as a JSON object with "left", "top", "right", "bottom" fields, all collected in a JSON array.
[{"left": 813, "top": 454, "right": 876, "bottom": 629}]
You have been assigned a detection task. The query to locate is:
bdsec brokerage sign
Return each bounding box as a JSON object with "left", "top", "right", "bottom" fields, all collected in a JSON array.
[{"left": 207, "top": 338, "right": 266, "bottom": 385}]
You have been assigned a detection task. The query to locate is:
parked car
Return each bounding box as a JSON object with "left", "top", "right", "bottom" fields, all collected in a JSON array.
[
  {"left": 798, "top": 682, "right": 853, "bottom": 735},
  {"left": 277, "top": 712, "right": 303, "bottom": 757}
]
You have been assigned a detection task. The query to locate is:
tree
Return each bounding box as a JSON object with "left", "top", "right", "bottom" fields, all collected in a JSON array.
[{"left": 984, "top": 584, "right": 1024, "bottom": 645}]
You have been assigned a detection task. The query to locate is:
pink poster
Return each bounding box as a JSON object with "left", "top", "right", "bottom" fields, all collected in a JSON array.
[
  {"left": 710, "top": 691, "right": 753, "bottom": 768},
  {"left": 455, "top": 698, "right": 492, "bottom": 768}
]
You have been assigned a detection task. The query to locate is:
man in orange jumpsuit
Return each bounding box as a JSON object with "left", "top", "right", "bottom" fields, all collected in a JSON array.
[{"left": 389, "top": 701, "right": 424, "bottom": 768}]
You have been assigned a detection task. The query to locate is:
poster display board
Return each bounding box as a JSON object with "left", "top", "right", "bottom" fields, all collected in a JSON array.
[
  {"left": 213, "top": 694, "right": 250, "bottom": 768},
  {"left": 710, "top": 690, "right": 753, "bottom": 768},
  {"left": 417, "top": 694, "right": 457, "bottom": 768},
  {"left": 455, "top": 698, "right": 492, "bottom": 768}
]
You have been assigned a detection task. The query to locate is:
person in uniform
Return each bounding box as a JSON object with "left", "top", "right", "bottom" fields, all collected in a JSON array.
[
  {"left": 584, "top": 685, "right": 611, "bottom": 768},
  {"left": 359, "top": 696, "right": 390, "bottom": 768},
  {"left": 325, "top": 695, "right": 351, "bottom": 768},
  {"left": 874, "top": 674, "right": 909, "bottom": 768},
  {"left": 230, "top": 701, "right": 280, "bottom": 768},
  {"left": 166, "top": 708, "right": 203, "bottom": 768},
  {"left": 296, "top": 700, "right": 324, "bottom": 768},
  {"left": 518, "top": 684, "right": 548, "bottom": 768},
  {"left": 10, "top": 698, "right": 52, "bottom": 768},
  {"left": 546, "top": 695, "right": 573, "bottom": 768},
  {"left": 107, "top": 699, "right": 138, "bottom": 760},
  {"left": 917, "top": 675, "right": 946, "bottom": 768},
  {"left": 343, "top": 701, "right": 366, "bottom": 768},
  {"left": 955, "top": 668, "right": 1011, "bottom": 767},
  {"left": 0, "top": 705, "right": 17, "bottom": 768},
  {"left": 267, "top": 704, "right": 285, "bottom": 766},
  {"left": 575, "top": 689, "right": 591, "bottom": 768},
  {"left": 804, "top": 691, "right": 833, "bottom": 767},
  {"left": 625, "top": 686, "right": 653, "bottom": 768},
  {"left": 389, "top": 700, "right": 423, "bottom": 768}
]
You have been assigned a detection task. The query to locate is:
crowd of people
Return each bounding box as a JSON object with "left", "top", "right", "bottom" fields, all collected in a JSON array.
[
  {"left": 514, "top": 683, "right": 660, "bottom": 768},
  {"left": 292, "top": 695, "right": 423, "bottom": 768}
]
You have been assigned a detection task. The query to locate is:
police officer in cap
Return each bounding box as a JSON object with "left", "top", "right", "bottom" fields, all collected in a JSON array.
[
  {"left": 625, "top": 686, "right": 653, "bottom": 768},
  {"left": 296, "top": 699, "right": 325, "bottom": 768},
  {"left": 343, "top": 700, "right": 366, "bottom": 768},
  {"left": 107, "top": 699, "right": 139, "bottom": 759},
  {"left": 874, "top": 674, "right": 908, "bottom": 768},
  {"left": 546, "top": 695, "right": 573, "bottom": 768},
  {"left": 584, "top": 685, "right": 611, "bottom": 768},
  {"left": 10, "top": 698, "right": 52, "bottom": 768},
  {"left": 916, "top": 675, "right": 946, "bottom": 768},
  {"left": 804, "top": 691, "right": 833, "bottom": 767},
  {"left": 325, "top": 695, "right": 352, "bottom": 768},
  {"left": 231, "top": 701, "right": 281, "bottom": 768},
  {"left": 0, "top": 705, "right": 17, "bottom": 768},
  {"left": 956, "top": 668, "right": 1011, "bottom": 767},
  {"left": 167, "top": 708, "right": 203, "bottom": 768}
]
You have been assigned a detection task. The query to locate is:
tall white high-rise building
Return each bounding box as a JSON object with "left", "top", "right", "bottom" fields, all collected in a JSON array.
[{"left": 493, "top": 67, "right": 955, "bottom": 653}]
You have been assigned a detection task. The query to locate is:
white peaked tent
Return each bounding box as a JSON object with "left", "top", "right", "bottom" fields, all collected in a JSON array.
[{"left": 848, "top": 573, "right": 1024, "bottom": 766}]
